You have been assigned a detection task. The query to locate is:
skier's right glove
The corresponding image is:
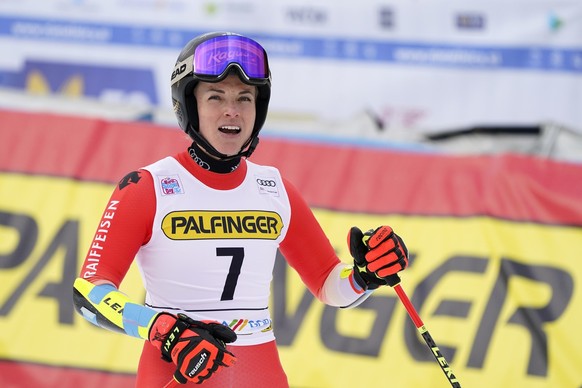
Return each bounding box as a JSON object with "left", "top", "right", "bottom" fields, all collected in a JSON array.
[{"left": 148, "top": 312, "right": 237, "bottom": 384}]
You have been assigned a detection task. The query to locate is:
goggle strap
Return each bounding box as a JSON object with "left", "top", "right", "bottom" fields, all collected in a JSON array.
[{"left": 171, "top": 55, "right": 194, "bottom": 86}]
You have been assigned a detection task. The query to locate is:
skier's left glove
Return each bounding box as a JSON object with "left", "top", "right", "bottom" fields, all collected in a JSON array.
[
  {"left": 348, "top": 225, "right": 409, "bottom": 290},
  {"left": 148, "top": 312, "right": 237, "bottom": 384}
]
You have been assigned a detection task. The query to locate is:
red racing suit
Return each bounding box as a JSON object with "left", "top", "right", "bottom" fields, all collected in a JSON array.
[{"left": 75, "top": 150, "right": 367, "bottom": 387}]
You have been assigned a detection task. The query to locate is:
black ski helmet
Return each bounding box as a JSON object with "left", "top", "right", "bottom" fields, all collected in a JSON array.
[{"left": 171, "top": 31, "right": 271, "bottom": 159}]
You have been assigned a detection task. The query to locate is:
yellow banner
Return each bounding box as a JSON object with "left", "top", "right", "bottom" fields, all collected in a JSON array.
[
  {"left": 1, "top": 174, "right": 580, "bottom": 387},
  {"left": 0, "top": 174, "right": 143, "bottom": 372},
  {"left": 278, "top": 209, "right": 582, "bottom": 388}
]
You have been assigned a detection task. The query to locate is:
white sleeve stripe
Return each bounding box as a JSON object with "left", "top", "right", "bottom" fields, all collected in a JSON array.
[{"left": 321, "top": 263, "right": 371, "bottom": 307}]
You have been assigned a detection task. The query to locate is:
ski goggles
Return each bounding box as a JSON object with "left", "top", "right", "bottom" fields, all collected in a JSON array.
[{"left": 172, "top": 34, "right": 270, "bottom": 86}]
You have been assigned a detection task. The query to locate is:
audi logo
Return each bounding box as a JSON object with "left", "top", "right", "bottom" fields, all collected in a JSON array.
[{"left": 256, "top": 179, "right": 276, "bottom": 187}]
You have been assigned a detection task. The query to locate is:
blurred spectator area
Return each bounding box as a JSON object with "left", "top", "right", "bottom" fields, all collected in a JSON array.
[{"left": 2, "top": 86, "right": 580, "bottom": 165}]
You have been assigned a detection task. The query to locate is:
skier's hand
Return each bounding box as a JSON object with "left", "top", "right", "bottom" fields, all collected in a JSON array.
[
  {"left": 149, "top": 312, "right": 237, "bottom": 384},
  {"left": 348, "top": 226, "right": 409, "bottom": 290}
]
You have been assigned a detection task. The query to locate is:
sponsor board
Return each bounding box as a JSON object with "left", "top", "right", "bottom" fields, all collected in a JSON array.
[
  {"left": 276, "top": 210, "right": 580, "bottom": 387},
  {"left": 0, "top": 174, "right": 143, "bottom": 372},
  {"left": 0, "top": 110, "right": 581, "bottom": 387},
  {"left": 0, "top": 60, "right": 158, "bottom": 105},
  {"left": 1, "top": 2, "right": 582, "bottom": 133},
  {"left": 0, "top": 174, "right": 580, "bottom": 386}
]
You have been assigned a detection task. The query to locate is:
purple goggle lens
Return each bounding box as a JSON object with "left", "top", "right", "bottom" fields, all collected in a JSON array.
[{"left": 193, "top": 35, "right": 269, "bottom": 82}]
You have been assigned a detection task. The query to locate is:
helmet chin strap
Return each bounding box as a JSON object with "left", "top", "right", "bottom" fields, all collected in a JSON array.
[{"left": 187, "top": 126, "right": 259, "bottom": 161}]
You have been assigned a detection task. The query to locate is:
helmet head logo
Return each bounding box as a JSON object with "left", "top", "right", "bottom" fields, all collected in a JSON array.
[{"left": 171, "top": 57, "right": 193, "bottom": 85}]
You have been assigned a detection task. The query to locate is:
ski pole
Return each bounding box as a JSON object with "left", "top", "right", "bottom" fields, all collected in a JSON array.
[
  {"left": 392, "top": 280, "right": 461, "bottom": 387},
  {"left": 163, "top": 377, "right": 179, "bottom": 388}
]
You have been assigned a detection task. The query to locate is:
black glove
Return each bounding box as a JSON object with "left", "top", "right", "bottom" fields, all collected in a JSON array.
[
  {"left": 348, "top": 225, "right": 409, "bottom": 290},
  {"left": 148, "top": 312, "right": 237, "bottom": 384}
]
